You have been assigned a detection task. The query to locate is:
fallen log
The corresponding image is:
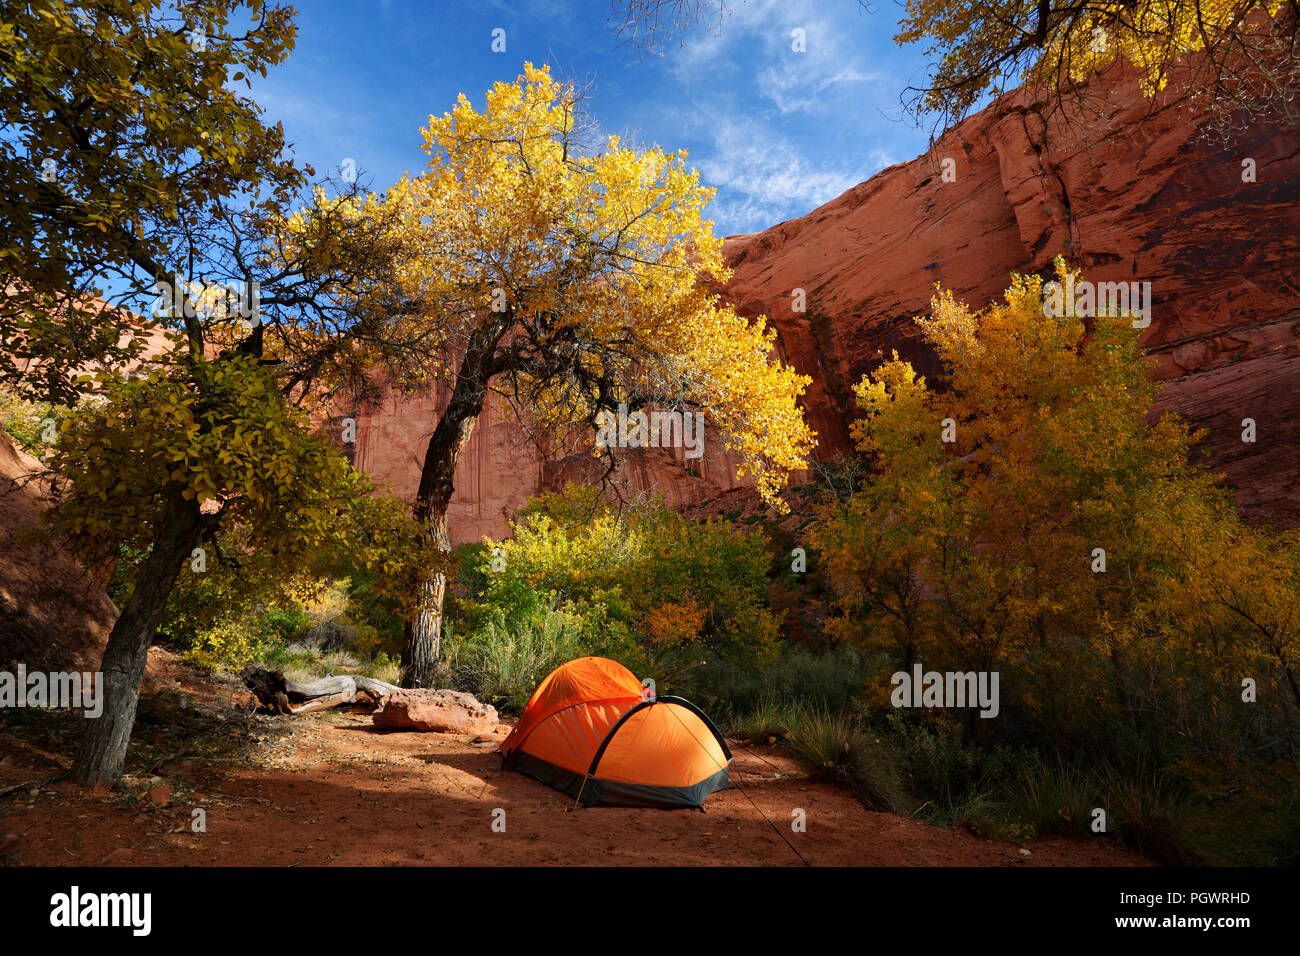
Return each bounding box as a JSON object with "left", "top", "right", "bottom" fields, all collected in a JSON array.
[
  {"left": 240, "top": 666, "right": 402, "bottom": 715},
  {"left": 239, "top": 667, "right": 499, "bottom": 734},
  {"left": 287, "top": 690, "right": 357, "bottom": 715},
  {"left": 284, "top": 674, "right": 403, "bottom": 700}
]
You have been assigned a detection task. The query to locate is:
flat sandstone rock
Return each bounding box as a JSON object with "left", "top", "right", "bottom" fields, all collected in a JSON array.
[{"left": 373, "top": 689, "right": 498, "bottom": 735}]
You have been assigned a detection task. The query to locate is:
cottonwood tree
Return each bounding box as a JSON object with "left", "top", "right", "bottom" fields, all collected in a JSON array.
[
  {"left": 374, "top": 64, "right": 816, "bottom": 686},
  {"left": 54, "top": 195, "right": 425, "bottom": 792},
  {"left": 1149, "top": 498, "right": 1300, "bottom": 710},
  {"left": 0, "top": 1, "right": 429, "bottom": 787},
  {"left": 812, "top": 261, "right": 1300, "bottom": 737},
  {"left": 895, "top": 0, "right": 1300, "bottom": 136}
]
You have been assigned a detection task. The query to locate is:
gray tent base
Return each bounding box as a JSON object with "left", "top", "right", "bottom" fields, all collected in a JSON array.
[{"left": 505, "top": 750, "right": 730, "bottom": 809}]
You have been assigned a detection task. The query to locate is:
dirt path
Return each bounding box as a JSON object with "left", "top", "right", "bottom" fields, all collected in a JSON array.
[
  {"left": 0, "top": 657, "right": 1146, "bottom": 867},
  {"left": 2, "top": 719, "right": 1146, "bottom": 867}
]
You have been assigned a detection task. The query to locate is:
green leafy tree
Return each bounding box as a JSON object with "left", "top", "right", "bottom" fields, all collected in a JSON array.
[
  {"left": 0, "top": 0, "right": 303, "bottom": 400},
  {"left": 42, "top": 358, "right": 429, "bottom": 786},
  {"left": 1, "top": 1, "right": 429, "bottom": 787}
]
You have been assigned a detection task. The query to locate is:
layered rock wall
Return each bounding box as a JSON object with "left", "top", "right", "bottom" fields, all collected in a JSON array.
[{"left": 353, "top": 66, "right": 1300, "bottom": 537}]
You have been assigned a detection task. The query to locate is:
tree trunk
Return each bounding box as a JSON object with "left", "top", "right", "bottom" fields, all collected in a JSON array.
[
  {"left": 70, "top": 490, "right": 203, "bottom": 789},
  {"left": 401, "top": 511, "right": 451, "bottom": 688},
  {"left": 400, "top": 321, "right": 504, "bottom": 688},
  {"left": 1277, "top": 651, "right": 1300, "bottom": 713}
]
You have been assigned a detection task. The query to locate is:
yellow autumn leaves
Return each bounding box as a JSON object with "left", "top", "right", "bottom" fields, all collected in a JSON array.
[
  {"left": 1036, "top": 0, "right": 1289, "bottom": 94},
  {"left": 896, "top": 0, "right": 1289, "bottom": 121},
  {"left": 378, "top": 63, "right": 814, "bottom": 505},
  {"left": 815, "top": 260, "right": 1300, "bottom": 719}
]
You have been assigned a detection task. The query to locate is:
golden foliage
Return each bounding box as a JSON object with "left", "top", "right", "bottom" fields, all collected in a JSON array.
[
  {"left": 380, "top": 64, "right": 814, "bottom": 504},
  {"left": 896, "top": 0, "right": 1293, "bottom": 128},
  {"left": 813, "top": 260, "right": 1300, "bottom": 720}
]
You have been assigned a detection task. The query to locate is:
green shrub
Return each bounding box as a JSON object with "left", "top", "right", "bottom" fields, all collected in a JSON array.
[
  {"left": 369, "top": 652, "right": 402, "bottom": 686},
  {"left": 1005, "top": 758, "right": 1100, "bottom": 840},
  {"left": 183, "top": 619, "right": 266, "bottom": 670},
  {"left": 727, "top": 695, "right": 798, "bottom": 743},
  {"left": 261, "top": 604, "right": 312, "bottom": 643},
  {"left": 439, "top": 603, "right": 594, "bottom": 712},
  {"left": 882, "top": 716, "right": 1038, "bottom": 828},
  {"left": 700, "top": 645, "right": 868, "bottom": 716},
  {"left": 466, "top": 484, "right": 782, "bottom": 675},
  {"left": 786, "top": 703, "right": 862, "bottom": 782},
  {"left": 784, "top": 703, "right": 907, "bottom": 813},
  {"left": 1102, "top": 762, "right": 1191, "bottom": 865},
  {"left": 0, "top": 390, "right": 64, "bottom": 458}
]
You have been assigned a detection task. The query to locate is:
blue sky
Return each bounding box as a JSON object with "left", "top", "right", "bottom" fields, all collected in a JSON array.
[{"left": 250, "top": 0, "right": 936, "bottom": 236}]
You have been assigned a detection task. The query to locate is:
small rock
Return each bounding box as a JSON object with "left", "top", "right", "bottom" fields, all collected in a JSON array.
[{"left": 1018, "top": 848, "right": 1031, "bottom": 856}]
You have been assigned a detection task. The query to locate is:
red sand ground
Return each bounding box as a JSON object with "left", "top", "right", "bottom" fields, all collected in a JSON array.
[{"left": 0, "top": 656, "right": 1146, "bottom": 867}]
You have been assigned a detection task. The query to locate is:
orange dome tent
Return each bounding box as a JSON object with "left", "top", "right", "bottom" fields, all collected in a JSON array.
[{"left": 499, "top": 656, "right": 732, "bottom": 809}]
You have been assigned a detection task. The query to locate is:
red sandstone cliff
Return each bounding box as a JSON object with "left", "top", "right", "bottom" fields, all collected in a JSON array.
[
  {"left": 0, "top": 431, "right": 118, "bottom": 672},
  {"left": 353, "top": 64, "right": 1300, "bottom": 539},
  {"left": 724, "top": 67, "right": 1300, "bottom": 528},
  {"left": 348, "top": 385, "right": 750, "bottom": 544}
]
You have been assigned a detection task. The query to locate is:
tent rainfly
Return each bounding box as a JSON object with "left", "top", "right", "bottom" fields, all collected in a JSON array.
[{"left": 499, "top": 656, "right": 731, "bottom": 809}]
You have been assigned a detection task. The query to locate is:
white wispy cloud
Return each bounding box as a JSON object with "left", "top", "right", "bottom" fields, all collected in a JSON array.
[
  {"left": 688, "top": 112, "right": 892, "bottom": 233},
  {"left": 650, "top": 0, "right": 900, "bottom": 233},
  {"left": 755, "top": 65, "right": 879, "bottom": 115},
  {"left": 668, "top": 0, "right": 881, "bottom": 115}
]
